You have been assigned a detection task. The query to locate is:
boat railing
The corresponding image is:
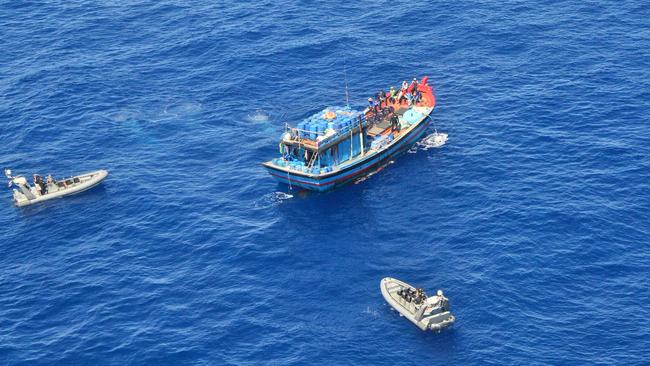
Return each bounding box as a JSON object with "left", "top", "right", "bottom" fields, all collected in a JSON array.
[{"left": 284, "top": 118, "right": 372, "bottom": 148}]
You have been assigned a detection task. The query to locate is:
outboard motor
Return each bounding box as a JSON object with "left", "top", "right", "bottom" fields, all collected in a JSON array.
[
  {"left": 13, "top": 177, "right": 36, "bottom": 199},
  {"left": 5, "top": 170, "right": 36, "bottom": 200}
]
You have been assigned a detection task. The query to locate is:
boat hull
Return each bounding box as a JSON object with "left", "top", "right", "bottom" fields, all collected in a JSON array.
[
  {"left": 263, "top": 113, "right": 432, "bottom": 192},
  {"left": 13, "top": 170, "right": 108, "bottom": 207}
]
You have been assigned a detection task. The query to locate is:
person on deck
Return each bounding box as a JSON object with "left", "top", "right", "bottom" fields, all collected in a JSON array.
[
  {"left": 39, "top": 178, "right": 46, "bottom": 195},
  {"left": 389, "top": 86, "right": 396, "bottom": 103},
  {"left": 398, "top": 90, "right": 408, "bottom": 105},
  {"left": 33, "top": 175, "right": 45, "bottom": 195},
  {"left": 378, "top": 90, "right": 386, "bottom": 108},
  {"left": 410, "top": 77, "right": 419, "bottom": 93},
  {"left": 413, "top": 89, "right": 422, "bottom": 104},
  {"left": 397, "top": 80, "right": 409, "bottom": 104},
  {"left": 390, "top": 113, "right": 400, "bottom": 132}
]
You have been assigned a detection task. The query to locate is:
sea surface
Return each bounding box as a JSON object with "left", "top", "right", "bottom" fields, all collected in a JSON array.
[{"left": 1, "top": 1, "right": 649, "bottom": 365}]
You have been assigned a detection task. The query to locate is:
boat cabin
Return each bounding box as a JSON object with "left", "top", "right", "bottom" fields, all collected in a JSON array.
[{"left": 273, "top": 105, "right": 415, "bottom": 174}]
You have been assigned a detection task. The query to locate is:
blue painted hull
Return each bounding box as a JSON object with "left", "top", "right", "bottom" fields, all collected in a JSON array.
[{"left": 263, "top": 112, "right": 433, "bottom": 192}]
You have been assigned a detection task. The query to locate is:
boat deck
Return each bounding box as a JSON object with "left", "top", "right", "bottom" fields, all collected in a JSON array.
[{"left": 281, "top": 88, "right": 435, "bottom": 150}]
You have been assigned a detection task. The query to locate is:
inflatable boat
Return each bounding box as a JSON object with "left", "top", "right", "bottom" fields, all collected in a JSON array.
[
  {"left": 5, "top": 169, "right": 108, "bottom": 207},
  {"left": 380, "top": 277, "right": 455, "bottom": 331}
]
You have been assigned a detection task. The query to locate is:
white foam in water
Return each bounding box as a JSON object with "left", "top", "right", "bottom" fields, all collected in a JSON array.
[
  {"left": 421, "top": 132, "right": 448, "bottom": 149},
  {"left": 254, "top": 191, "right": 294, "bottom": 208},
  {"left": 273, "top": 192, "right": 293, "bottom": 200},
  {"left": 158, "top": 101, "right": 203, "bottom": 120},
  {"left": 106, "top": 109, "right": 140, "bottom": 123},
  {"left": 362, "top": 306, "right": 379, "bottom": 317},
  {"left": 247, "top": 109, "right": 271, "bottom": 122},
  {"left": 410, "top": 132, "right": 448, "bottom": 153}
]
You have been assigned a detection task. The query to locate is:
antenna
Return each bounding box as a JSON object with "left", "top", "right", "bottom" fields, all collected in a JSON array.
[{"left": 344, "top": 57, "right": 350, "bottom": 108}]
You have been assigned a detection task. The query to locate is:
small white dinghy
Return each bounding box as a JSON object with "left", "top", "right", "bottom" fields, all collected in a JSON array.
[
  {"left": 5, "top": 169, "right": 108, "bottom": 207},
  {"left": 380, "top": 277, "right": 455, "bottom": 331}
]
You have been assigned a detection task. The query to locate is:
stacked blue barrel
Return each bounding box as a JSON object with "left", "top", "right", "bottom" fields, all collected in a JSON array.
[{"left": 294, "top": 107, "right": 368, "bottom": 142}]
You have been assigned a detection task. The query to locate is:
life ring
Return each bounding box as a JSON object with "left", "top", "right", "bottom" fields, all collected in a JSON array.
[{"left": 323, "top": 111, "right": 337, "bottom": 120}]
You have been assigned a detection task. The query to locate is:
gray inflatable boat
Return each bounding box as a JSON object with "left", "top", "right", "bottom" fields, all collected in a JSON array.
[
  {"left": 5, "top": 169, "right": 108, "bottom": 207},
  {"left": 380, "top": 277, "right": 455, "bottom": 331}
]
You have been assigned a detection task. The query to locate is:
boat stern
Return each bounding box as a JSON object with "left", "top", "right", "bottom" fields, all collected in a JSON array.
[{"left": 262, "top": 161, "right": 333, "bottom": 192}]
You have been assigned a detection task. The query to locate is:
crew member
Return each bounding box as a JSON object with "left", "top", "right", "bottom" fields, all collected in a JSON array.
[
  {"left": 413, "top": 89, "right": 422, "bottom": 104},
  {"left": 391, "top": 113, "right": 400, "bottom": 131},
  {"left": 38, "top": 177, "right": 46, "bottom": 195},
  {"left": 410, "top": 77, "right": 419, "bottom": 93},
  {"left": 406, "top": 91, "right": 413, "bottom": 106},
  {"left": 33, "top": 175, "right": 45, "bottom": 195}
]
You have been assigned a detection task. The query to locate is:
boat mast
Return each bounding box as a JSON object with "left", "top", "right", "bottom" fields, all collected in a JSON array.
[
  {"left": 344, "top": 58, "right": 365, "bottom": 157},
  {"left": 344, "top": 57, "right": 350, "bottom": 108},
  {"left": 359, "top": 116, "right": 365, "bottom": 157}
]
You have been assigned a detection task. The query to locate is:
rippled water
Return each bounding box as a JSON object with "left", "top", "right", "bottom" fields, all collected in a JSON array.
[{"left": 1, "top": 1, "right": 649, "bottom": 364}]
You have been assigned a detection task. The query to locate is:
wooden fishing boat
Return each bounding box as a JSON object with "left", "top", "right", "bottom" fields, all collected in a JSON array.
[{"left": 262, "top": 76, "right": 437, "bottom": 191}]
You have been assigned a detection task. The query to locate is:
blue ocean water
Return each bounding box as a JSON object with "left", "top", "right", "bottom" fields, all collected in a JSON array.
[{"left": 1, "top": 1, "right": 649, "bottom": 364}]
